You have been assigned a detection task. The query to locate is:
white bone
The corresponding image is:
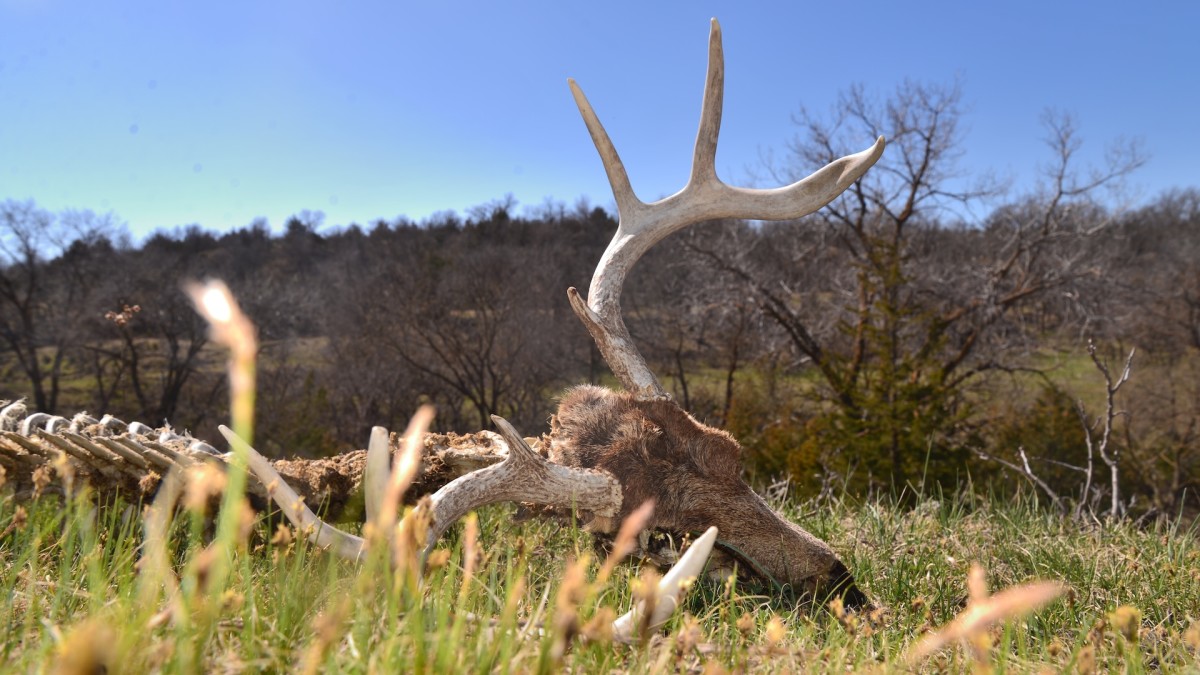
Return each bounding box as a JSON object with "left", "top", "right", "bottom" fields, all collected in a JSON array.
[
  {"left": 364, "top": 426, "right": 391, "bottom": 524},
  {"left": 612, "top": 526, "right": 717, "bottom": 643}
]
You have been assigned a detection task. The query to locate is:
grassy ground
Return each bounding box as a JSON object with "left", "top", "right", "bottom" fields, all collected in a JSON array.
[{"left": 2, "top": 485, "right": 1198, "bottom": 673}]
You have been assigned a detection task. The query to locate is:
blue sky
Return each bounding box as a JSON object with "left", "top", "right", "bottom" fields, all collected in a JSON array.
[{"left": 1, "top": 1, "right": 1196, "bottom": 239}]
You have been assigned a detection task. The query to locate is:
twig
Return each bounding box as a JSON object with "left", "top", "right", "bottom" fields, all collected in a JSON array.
[
  {"left": 974, "top": 448, "right": 1065, "bottom": 514},
  {"left": 1079, "top": 340, "right": 1135, "bottom": 519}
]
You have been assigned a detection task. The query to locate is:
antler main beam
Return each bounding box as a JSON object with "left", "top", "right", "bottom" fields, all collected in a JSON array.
[
  {"left": 421, "top": 415, "right": 623, "bottom": 555},
  {"left": 567, "top": 18, "right": 885, "bottom": 399}
]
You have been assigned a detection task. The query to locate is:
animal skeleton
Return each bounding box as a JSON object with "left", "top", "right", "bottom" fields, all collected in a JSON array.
[{"left": 0, "top": 19, "right": 884, "bottom": 638}]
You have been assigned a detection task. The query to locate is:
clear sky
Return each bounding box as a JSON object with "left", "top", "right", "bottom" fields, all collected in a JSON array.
[{"left": 2, "top": 1, "right": 1196, "bottom": 239}]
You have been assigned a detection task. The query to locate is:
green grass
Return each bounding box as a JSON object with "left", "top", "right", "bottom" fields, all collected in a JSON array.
[{"left": 2, "top": 487, "right": 1198, "bottom": 673}]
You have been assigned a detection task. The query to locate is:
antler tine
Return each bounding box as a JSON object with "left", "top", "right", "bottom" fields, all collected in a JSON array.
[
  {"left": 690, "top": 18, "right": 724, "bottom": 186},
  {"left": 568, "top": 18, "right": 885, "bottom": 400},
  {"left": 420, "top": 414, "right": 623, "bottom": 558},
  {"left": 612, "top": 525, "right": 718, "bottom": 643},
  {"left": 567, "top": 81, "right": 641, "bottom": 219}
]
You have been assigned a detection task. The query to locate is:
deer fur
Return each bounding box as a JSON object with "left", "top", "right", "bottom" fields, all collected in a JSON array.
[{"left": 548, "top": 385, "right": 865, "bottom": 605}]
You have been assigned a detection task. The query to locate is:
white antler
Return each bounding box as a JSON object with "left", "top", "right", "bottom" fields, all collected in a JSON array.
[
  {"left": 612, "top": 525, "right": 718, "bottom": 643},
  {"left": 567, "top": 18, "right": 885, "bottom": 399},
  {"left": 422, "top": 415, "right": 622, "bottom": 556}
]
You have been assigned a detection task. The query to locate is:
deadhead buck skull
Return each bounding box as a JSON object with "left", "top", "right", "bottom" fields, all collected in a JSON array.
[{"left": 229, "top": 18, "right": 885, "bottom": 622}]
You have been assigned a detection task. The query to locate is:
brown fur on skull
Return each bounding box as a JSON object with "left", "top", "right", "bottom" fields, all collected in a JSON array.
[{"left": 550, "top": 385, "right": 866, "bottom": 605}]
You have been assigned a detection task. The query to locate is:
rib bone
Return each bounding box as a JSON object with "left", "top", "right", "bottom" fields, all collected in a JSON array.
[{"left": 218, "top": 424, "right": 369, "bottom": 560}]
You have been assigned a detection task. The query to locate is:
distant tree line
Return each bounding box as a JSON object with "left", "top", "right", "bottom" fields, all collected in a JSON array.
[{"left": 2, "top": 81, "right": 1197, "bottom": 516}]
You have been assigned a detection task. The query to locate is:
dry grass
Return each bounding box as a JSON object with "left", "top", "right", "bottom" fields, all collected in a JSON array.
[{"left": 1, "top": 487, "right": 1198, "bottom": 673}]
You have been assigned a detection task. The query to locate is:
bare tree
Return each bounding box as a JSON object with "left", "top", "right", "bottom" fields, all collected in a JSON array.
[
  {"left": 1105, "top": 188, "right": 1200, "bottom": 353},
  {"left": 976, "top": 341, "right": 1137, "bottom": 520},
  {"left": 85, "top": 293, "right": 211, "bottom": 425},
  {"left": 322, "top": 225, "right": 578, "bottom": 433},
  {"left": 1077, "top": 342, "right": 1134, "bottom": 518},
  {"left": 0, "top": 200, "right": 120, "bottom": 412},
  {"left": 693, "top": 82, "right": 1144, "bottom": 492},
  {"left": 1119, "top": 355, "right": 1200, "bottom": 517}
]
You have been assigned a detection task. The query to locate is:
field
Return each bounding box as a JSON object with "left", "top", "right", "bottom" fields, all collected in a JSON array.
[
  {"left": 2, "top": 484, "right": 1198, "bottom": 673},
  {"left": 2, "top": 287, "right": 1197, "bottom": 673}
]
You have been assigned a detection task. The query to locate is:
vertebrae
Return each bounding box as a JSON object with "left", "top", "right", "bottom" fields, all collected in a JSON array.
[{"left": 0, "top": 399, "right": 224, "bottom": 498}]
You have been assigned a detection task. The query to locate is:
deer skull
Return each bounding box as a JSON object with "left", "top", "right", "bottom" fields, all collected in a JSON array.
[{"left": 234, "top": 17, "right": 884, "bottom": 626}]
